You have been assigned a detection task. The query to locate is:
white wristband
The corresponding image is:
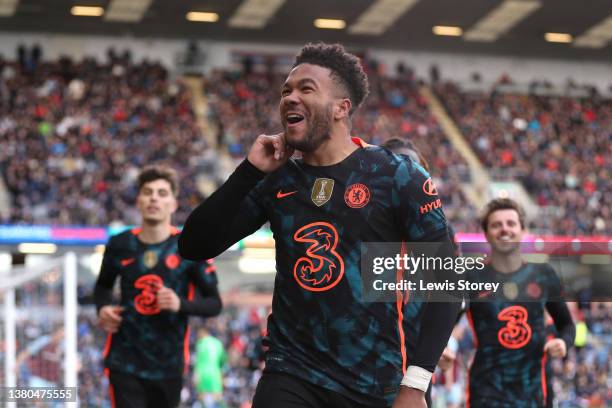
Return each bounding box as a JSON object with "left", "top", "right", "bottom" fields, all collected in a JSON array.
[{"left": 400, "top": 366, "right": 432, "bottom": 392}]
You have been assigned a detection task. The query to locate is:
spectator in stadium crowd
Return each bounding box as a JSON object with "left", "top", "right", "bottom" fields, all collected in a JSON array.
[
  {"left": 0, "top": 55, "right": 209, "bottom": 227},
  {"left": 436, "top": 81, "right": 610, "bottom": 235}
]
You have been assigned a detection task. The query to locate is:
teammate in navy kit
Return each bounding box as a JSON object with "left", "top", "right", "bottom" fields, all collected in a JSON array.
[
  {"left": 95, "top": 166, "right": 222, "bottom": 408},
  {"left": 180, "top": 43, "right": 460, "bottom": 408},
  {"left": 464, "top": 198, "right": 575, "bottom": 407}
]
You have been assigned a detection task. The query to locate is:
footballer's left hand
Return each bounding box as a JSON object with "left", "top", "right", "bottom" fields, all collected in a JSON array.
[
  {"left": 157, "top": 286, "right": 181, "bottom": 312},
  {"left": 438, "top": 347, "right": 456, "bottom": 371},
  {"left": 392, "top": 386, "right": 427, "bottom": 408},
  {"left": 544, "top": 338, "right": 567, "bottom": 358}
]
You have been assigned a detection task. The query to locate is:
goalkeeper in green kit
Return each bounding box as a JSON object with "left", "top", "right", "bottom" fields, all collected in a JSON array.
[{"left": 194, "top": 327, "right": 227, "bottom": 407}]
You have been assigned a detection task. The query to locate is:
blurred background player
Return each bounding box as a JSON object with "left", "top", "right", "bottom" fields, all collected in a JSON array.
[
  {"left": 94, "top": 165, "right": 223, "bottom": 408},
  {"left": 381, "top": 138, "right": 429, "bottom": 173},
  {"left": 463, "top": 198, "right": 575, "bottom": 407},
  {"left": 194, "top": 326, "right": 227, "bottom": 408},
  {"left": 180, "top": 42, "right": 460, "bottom": 408}
]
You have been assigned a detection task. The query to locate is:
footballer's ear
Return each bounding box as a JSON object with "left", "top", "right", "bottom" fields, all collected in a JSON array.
[{"left": 334, "top": 98, "right": 352, "bottom": 120}]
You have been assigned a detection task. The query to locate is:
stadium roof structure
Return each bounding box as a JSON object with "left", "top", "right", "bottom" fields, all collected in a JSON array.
[{"left": 1, "top": 0, "right": 611, "bottom": 60}]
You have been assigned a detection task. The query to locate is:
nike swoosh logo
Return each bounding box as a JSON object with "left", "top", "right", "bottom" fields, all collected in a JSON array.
[
  {"left": 276, "top": 190, "right": 298, "bottom": 199},
  {"left": 121, "top": 258, "right": 135, "bottom": 266}
]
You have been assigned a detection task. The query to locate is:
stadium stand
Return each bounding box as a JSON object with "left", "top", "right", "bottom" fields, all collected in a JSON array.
[
  {"left": 0, "top": 55, "right": 208, "bottom": 226},
  {"left": 435, "top": 81, "right": 611, "bottom": 235}
]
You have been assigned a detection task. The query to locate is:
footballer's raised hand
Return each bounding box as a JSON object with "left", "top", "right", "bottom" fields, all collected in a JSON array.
[{"left": 247, "top": 133, "right": 294, "bottom": 173}]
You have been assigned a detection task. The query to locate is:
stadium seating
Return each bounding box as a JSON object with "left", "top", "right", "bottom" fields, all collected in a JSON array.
[
  {"left": 0, "top": 57, "right": 208, "bottom": 226},
  {"left": 436, "top": 81, "right": 610, "bottom": 235}
]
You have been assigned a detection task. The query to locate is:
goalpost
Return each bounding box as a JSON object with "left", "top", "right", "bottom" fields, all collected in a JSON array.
[{"left": 0, "top": 252, "right": 78, "bottom": 404}]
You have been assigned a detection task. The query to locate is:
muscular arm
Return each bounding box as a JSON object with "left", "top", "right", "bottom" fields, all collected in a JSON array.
[
  {"left": 410, "top": 230, "right": 462, "bottom": 373},
  {"left": 546, "top": 301, "right": 575, "bottom": 349},
  {"left": 394, "top": 230, "right": 462, "bottom": 407},
  {"left": 390, "top": 154, "right": 463, "bottom": 407},
  {"left": 393, "top": 158, "right": 462, "bottom": 374},
  {"left": 179, "top": 159, "right": 267, "bottom": 260}
]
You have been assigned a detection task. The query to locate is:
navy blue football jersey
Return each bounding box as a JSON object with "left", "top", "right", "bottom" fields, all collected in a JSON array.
[
  {"left": 237, "top": 139, "right": 448, "bottom": 405},
  {"left": 466, "top": 263, "right": 565, "bottom": 408},
  {"left": 97, "top": 228, "right": 218, "bottom": 379}
]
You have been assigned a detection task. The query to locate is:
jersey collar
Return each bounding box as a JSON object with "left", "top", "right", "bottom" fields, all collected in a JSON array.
[{"left": 351, "top": 136, "right": 373, "bottom": 148}]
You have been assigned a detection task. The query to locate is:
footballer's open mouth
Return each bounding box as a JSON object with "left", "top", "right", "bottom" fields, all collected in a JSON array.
[
  {"left": 497, "top": 234, "right": 514, "bottom": 242},
  {"left": 285, "top": 112, "right": 305, "bottom": 126}
]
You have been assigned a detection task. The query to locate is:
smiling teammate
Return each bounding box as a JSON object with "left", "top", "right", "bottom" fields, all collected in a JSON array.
[
  {"left": 464, "top": 198, "right": 575, "bottom": 407},
  {"left": 95, "top": 165, "right": 222, "bottom": 408},
  {"left": 180, "top": 43, "right": 460, "bottom": 408}
]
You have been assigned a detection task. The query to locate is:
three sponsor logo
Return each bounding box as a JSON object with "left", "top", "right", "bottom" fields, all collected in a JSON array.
[{"left": 293, "top": 221, "right": 345, "bottom": 292}]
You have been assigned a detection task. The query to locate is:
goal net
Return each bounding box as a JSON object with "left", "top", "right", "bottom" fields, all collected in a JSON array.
[{"left": 0, "top": 253, "right": 78, "bottom": 398}]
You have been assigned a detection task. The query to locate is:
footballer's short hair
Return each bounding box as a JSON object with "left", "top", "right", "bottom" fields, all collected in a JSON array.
[
  {"left": 481, "top": 198, "right": 526, "bottom": 232},
  {"left": 382, "top": 138, "right": 430, "bottom": 173},
  {"left": 137, "top": 165, "right": 179, "bottom": 196},
  {"left": 293, "top": 42, "right": 369, "bottom": 116}
]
